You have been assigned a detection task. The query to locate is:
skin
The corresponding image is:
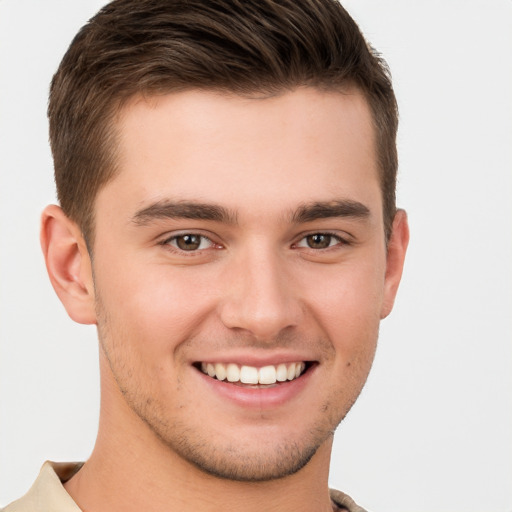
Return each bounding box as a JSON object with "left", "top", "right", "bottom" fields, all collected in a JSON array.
[{"left": 41, "top": 87, "right": 409, "bottom": 512}]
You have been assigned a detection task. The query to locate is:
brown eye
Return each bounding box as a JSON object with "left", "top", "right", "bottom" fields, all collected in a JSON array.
[
  {"left": 295, "top": 233, "right": 345, "bottom": 251},
  {"left": 306, "top": 234, "right": 333, "bottom": 249},
  {"left": 167, "top": 234, "right": 213, "bottom": 251},
  {"left": 176, "top": 234, "right": 201, "bottom": 250}
]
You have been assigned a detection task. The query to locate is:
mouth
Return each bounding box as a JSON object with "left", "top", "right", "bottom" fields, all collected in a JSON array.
[{"left": 195, "top": 361, "right": 312, "bottom": 387}]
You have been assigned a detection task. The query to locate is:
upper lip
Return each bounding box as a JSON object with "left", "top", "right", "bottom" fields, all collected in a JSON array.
[{"left": 190, "top": 351, "right": 318, "bottom": 367}]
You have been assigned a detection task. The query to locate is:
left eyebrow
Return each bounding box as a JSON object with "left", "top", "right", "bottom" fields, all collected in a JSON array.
[
  {"left": 132, "top": 200, "right": 238, "bottom": 226},
  {"left": 291, "top": 200, "right": 371, "bottom": 223}
]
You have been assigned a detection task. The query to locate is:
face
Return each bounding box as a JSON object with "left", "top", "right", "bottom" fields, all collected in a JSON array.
[{"left": 89, "top": 88, "right": 401, "bottom": 481}]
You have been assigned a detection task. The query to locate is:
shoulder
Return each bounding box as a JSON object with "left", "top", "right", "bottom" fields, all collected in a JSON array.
[
  {"left": 330, "top": 488, "right": 368, "bottom": 512},
  {"left": 1, "top": 462, "right": 83, "bottom": 512}
]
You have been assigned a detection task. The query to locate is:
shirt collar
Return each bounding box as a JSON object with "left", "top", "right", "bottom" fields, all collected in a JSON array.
[{"left": 9, "top": 461, "right": 83, "bottom": 512}]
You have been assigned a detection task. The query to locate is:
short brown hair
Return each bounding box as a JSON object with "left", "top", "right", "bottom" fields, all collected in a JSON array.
[{"left": 49, "top": 0, "right": 398, "bottom": 244}]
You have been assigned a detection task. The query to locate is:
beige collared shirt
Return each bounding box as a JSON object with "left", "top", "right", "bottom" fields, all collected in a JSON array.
[
  {"left": 1, "top": 462, "right": 82, "bottom": 512},
  {"left": 1, "top": 461, "right": 366, "bottom": 512}
]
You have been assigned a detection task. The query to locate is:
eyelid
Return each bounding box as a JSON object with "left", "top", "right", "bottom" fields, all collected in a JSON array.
[
  {"left": 159, "top": 230, "right": 223, "bottom": 253},
  {"left": 293, "top": 231, "right": 351, "bottom": 249}
]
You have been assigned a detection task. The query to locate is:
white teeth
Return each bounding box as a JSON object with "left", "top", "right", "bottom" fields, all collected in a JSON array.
[
  {"left": 215, "top": 363, "right": 227, "bottom": 381},
  {"left": 226, "top": 363, "right": 240, "bottom": 382},
  {"left": 199, "top": 362, "right": 306, "bottom": 385},
  {"left": 207, "top": 363, "right": 216, "bottom": 377},
  {"left": 240, "top": 366, "right": 259, "bottom": 384},
  {"left": 276, "top": 364, "right": 288, "bottom": 382},
  {"left": 259, "top": 365, "right": 277, "bottom": 385}
]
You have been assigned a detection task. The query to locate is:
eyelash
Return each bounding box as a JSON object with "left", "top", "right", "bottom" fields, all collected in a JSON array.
[
  {"left": 160, "top": 233, "right": 218, "bottom": 253},
  {"left": 159, "top": 231, "right": 350, "bottom": 254},
  {"left": 293, "top": 232, "right": 350, "bottom": 251}
]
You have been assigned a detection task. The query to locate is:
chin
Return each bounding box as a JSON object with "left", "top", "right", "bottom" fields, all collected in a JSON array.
[{"left": 163, "top": 425, "right": 331, "bottom": 482}]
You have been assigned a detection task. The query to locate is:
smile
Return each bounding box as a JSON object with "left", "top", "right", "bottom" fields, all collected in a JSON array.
[{"left": 199, "top": 362, "right": 307, "bottom": 385}]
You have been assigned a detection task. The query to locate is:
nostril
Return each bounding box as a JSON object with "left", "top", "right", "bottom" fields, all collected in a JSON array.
[{"left": 219, "top": 304, "right": 301, "bottom": 341}]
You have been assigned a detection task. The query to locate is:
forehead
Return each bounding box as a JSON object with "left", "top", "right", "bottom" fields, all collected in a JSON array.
[{"left": 101, "top": 87, "right": 381, "bottom": 223}]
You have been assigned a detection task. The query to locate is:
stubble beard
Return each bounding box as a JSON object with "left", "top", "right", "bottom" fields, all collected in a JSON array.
[
  {"left": 158, "top": 419, "right": 333, "bottom": 482},
  {"left": 103, "top": 345, "right": 340, "bottom": 482},
  {"left": 95, "top": 296, "right": 366, "bottom": 483}
]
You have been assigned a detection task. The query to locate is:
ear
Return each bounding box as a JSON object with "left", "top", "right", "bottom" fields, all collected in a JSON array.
[
  {"left": 40, "top": 204, "right": 97, "bottom": 325},
  {"left": 380, "top": 209, "right": 409, "bottom": 319}
]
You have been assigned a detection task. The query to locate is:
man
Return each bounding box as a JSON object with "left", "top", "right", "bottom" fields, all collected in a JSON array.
[{"left": 2, "top": 0, "right": 408, "bottom": 510}]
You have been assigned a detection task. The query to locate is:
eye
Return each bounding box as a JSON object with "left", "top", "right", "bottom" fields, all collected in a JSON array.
[
  {"left": 165, "top": 234, "right": 214, "bottom": 251},
  {"left": 295, "top": 233, "right": 344, "bottom": 250}
]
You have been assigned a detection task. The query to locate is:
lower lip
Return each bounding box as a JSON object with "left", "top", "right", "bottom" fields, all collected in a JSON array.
[{"left": 196, "top": 365, "right": 315, "bottom": 409}]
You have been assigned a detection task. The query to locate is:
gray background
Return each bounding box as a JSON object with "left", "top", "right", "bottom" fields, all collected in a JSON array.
[{"left": 1, "top": 1, "right": 511, "bottom": 510}]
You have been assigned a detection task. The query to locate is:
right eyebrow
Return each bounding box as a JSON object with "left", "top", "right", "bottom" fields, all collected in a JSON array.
[{"left": 131, "top": 200, "right": 238, "bottom": 226}]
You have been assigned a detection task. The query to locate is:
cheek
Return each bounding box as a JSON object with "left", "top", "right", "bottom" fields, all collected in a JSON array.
[
  {"left": 310, "top": 260, "right": 385, "bottom": 326},
  {"left": 95, "top": 260, "right": 218, "bottom": 354},
  {"left": 305, "top": 258, "right": 384, "bottom": 367}
]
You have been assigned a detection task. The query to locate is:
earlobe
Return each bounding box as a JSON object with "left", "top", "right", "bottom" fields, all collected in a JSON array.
[
  {"left": 40, "top": 205, "right": 97, "bottom": 325},
  {"left": 380, "top": 209, "right": 409, "bottom": 319}
]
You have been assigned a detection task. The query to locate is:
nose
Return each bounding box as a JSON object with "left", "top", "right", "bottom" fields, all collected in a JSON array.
[{"left": 218, "top": 245, "right": 302, "bottom": 341}]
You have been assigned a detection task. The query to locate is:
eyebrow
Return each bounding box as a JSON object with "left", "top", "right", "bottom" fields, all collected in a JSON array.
[
  {"left": 291, "top": 200, "right": 371, "bottom": 223},
  {"left": 132, "top": 200, "right": 238, "bottom": 225},
  {"left": 132, "top": 198, "right": 370, "bottom": 226}
]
